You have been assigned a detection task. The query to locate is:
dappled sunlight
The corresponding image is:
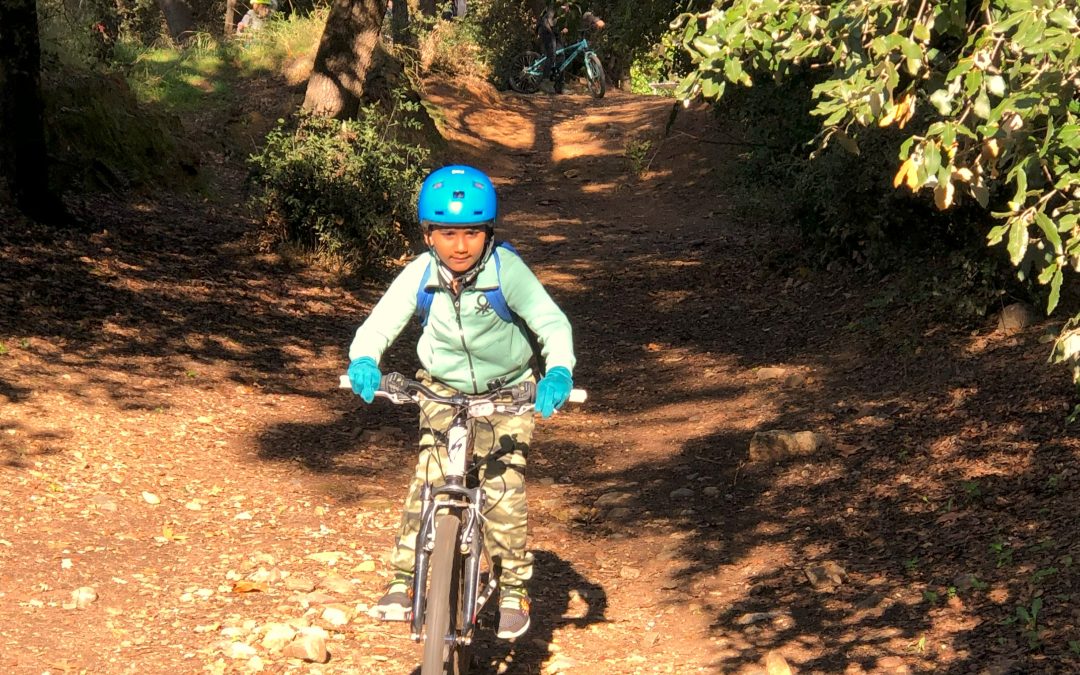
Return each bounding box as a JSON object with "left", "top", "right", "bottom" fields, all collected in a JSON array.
[
  {"left": 552, "top": 93, "right": 674, "bottom": 162},
  {"left": 460, "top": 107, "right": 536, "bottom": 151},
  {"left": 579, "top": 180, "right": 624, "bottom": 193}
]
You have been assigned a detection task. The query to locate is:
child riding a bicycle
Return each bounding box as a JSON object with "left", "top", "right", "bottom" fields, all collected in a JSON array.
[{"left": 347, "top": 165, "right": 577, "bottom": 639}]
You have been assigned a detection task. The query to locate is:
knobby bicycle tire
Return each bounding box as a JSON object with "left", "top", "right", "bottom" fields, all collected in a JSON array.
[
  {"left": 421, "top": 513, "right": 470, "bottom": 675},
  {"left": 508, "top": 51, "right": 542, "bottom": 94},
  {"left": 585, "top": 52, "right": 605, "bottom": 99}
]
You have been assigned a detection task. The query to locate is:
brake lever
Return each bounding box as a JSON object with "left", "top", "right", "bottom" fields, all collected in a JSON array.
[
  {"left": 380, "top": 372, "right": 408, "bottom": 396},
  {"left": 375, "top": 391, "right": 414, "bottom": 404},
  {"left": 510, "top": 381, "right": 536, "bottom": 405}
]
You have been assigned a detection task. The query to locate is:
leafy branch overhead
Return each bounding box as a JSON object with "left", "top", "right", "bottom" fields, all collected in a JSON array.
[{"left": 672, "top": 1, "right": 1079, "bottom": 320}]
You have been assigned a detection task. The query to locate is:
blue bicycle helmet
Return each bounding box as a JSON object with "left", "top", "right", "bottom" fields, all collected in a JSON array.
[{"left": 417, "top": 165, "right": 497, "bottom": 229}]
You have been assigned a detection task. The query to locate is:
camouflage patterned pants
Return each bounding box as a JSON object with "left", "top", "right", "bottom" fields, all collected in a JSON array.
[{"left": 388, "top": 371, "right": 535, "bottom": 590}]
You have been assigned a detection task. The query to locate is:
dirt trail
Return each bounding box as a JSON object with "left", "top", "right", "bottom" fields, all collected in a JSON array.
[{"left": 2, "top": 78, "right": 1078, "bottom": 675}]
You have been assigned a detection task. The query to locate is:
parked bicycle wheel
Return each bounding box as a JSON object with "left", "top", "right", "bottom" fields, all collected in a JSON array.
[
  {"left": 584, "top": 52, "right": 605, "bottom": 99},
  {"left": 422, "top": 513, "right": 470, "bottom": 675},
  {"left": 508, "top": 51, "right": 542, "bottom": 94}
]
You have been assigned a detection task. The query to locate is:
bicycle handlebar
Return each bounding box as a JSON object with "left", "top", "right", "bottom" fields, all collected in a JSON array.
[{"left": 338, "top": 373, "right": 586, "bottom": 414}]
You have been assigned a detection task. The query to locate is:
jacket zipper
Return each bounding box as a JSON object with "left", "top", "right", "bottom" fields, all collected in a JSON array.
[{"left": 453, "top": 295, "right": 480, "bottom": 393}]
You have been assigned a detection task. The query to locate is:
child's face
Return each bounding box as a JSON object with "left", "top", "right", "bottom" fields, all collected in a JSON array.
[{"left": 425, "top": 227, "right": 488, "bottom": 273}]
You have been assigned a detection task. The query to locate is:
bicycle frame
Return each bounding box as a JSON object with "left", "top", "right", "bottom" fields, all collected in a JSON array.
[
  {"left": 338, "top": 373, "right": 585, "bottom": 672},
  {"left": 409, "top": 407, "right": 495, "bottom": 646},
  {"left": 527, "top": 37, "right": 594, "bottom": 79}
]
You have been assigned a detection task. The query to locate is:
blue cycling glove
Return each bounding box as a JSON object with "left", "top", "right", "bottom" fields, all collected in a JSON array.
[
  {"left": 347, "top": 357, "right": 382, "bottom": 403},
  {"left": 536, "top": 366, "right": 573, "bottom": 419}
]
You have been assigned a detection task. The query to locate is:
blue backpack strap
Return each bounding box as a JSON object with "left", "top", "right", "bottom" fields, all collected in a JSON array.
[
  {"left": 484, "top": 245, "right": 515, "bottom": 323},
  {"left": 416, "top": 242, "right": 519, "bottom": 326},
  {"left": 415, "top": 263, "right": 434, "bottom": 326}
]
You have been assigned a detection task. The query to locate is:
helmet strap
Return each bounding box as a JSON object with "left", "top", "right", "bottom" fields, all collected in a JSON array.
[{"left": 427, "top": 227, "right": 495, "bottom": 292}]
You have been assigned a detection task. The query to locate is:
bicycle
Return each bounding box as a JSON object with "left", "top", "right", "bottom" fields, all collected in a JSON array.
[
  {"left": 507, "top": 34, "right": 606, "bottom": 99},
  {"left": 338, "top": 372, "right": 586, "bottom": 674}
]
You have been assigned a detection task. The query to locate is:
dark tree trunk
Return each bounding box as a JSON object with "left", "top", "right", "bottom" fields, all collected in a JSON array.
[
  {"left": 224, "top": 0, "right": 237, "bottom": 35},
  {"left": 0, "top": 0, "right": 69, "bottom": 223},
  {"left": 419, "top": 0, "right": 435, "bottom": 17},
  {"left": 155, "top": 0, "right": 197, "bottom": 45},
  {"left": 302, "top": 0, "right": 386, "bottom": 118},
  {"left": 390, "top": 0, "right": 410, "bottom": 44}
]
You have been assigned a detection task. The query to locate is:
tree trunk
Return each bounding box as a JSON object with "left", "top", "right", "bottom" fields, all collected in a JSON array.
[
  {"left": 0, "top": 0, "right": 69, "bottom": 223},
  {"left": 155, "top": 0, "right": 197, "bottom": 45},
  {"left": 224, "top": 0, "right": 237, "bottom": 35},
  {"left": 418, "top": 0, "right": 435, "bottom": 17},
  {"left": 302, "top": 0, "right": 386, "bottom": 119},
  {"left": 390, "top": 0, "right": 410, "bottom": 45}
]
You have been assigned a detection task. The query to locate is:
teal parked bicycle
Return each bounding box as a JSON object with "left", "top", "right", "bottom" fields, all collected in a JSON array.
[{"left": 507, "top": 35, "right": 606, "bottom": 98}]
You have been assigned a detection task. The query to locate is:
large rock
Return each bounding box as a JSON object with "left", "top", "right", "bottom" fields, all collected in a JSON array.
[
  {"left": 283, "top": 628, "right": 330, "bottom": 663},
  {"left": 997, "top": 302, "right": 1037, "bottom": 333},
  {"left": 261, "top": 623, "right": 297, "bottom": 652},
  {"left": 804, "top": 561, "right": 847, "bottom": 590},
  {"left": 765, "top": 650, "right": 795, "bottom": 675},
  {"left": 748, "top": 431, "right": 829, "bottom": 462}
]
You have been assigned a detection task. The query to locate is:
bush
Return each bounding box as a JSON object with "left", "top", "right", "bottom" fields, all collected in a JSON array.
[
  {"left": 248, "top": 96, "right": 430, "bottom": 269},
  {"left": 717, "top": 75, "right": 1021, "bottom": 321},
  {"left": 414, "top": 15, "right": 490, "bottom": 80},
  {"left": 673, "top": 0, "right": 1080, "bottom": 324}
]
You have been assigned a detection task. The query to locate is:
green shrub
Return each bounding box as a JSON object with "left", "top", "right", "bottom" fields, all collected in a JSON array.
[
  {"left": 470, "top": 0, "right": 537, "bottom": 86},
  {"left": 672, "top": 0, "right": 1080, "bottom": 338},
  {"left": 248, "top": 96, "right": 430, "bottom": 269},
  {"left": 43, "top": 71, "right": 200, "bottom": 192},
  {"left": 628, "top": 28, "right": 684, "bottom": 95},
  {"left": 716, "top": 75, "right": 1021, "bottom": 321},
  {"left": 416, "top": 15, "right": 490, "bottom": 80}
]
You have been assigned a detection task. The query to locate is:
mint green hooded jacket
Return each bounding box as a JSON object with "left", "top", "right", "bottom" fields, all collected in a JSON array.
[{"left": 349, "top": 246, "right": 576, "bottom": 394}]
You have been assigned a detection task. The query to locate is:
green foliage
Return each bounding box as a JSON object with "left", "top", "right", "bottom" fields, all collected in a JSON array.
[
  {"left": 623, "top": 136, "right": 654, "bottom": 176},
  {"left": 672, "top": 0, "right": 1080, "bottom": 377},
  {"left": 466, "top": 0, "right": 708, "bottom": 87},
  {"left": 112, "top": 11, "right": 326, "bottom": 112},
  {"left": 991, "top": 537, "right": 1015, "bottom": 568},
  {"left": 412, "top": 12, "right": 491, "bottom": 80},
  {"left": 589, "top": 0, "right": 713, "bottom": 83},
  {"left": 628, "top": 31, "right": 682, "bottom": 96},
  {"left": 248, "top": 96, "right": 429, "bottom": 268},
  {"left": 114, "top": 35, "right": 232, "bottom": 110},
  {"left": 43, "top": 71, "right": 200, "bottom": 192},
  {"left": 1004, "top": 596, "right": 1044, "bottom": 650},
  {"left": 469, "top": 0, "right": 538, "bottom": 84},
  {"left": 717, "top": 75, "right": 1018, "bottom": 321}
]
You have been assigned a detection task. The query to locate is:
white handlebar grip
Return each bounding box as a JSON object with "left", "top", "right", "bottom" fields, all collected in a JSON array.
[
  {"left": 339, "top": 374, "right": 351, "bottom": 389},
  {"left": 568, "top": 389, "right": 587, "bottom": 404}
]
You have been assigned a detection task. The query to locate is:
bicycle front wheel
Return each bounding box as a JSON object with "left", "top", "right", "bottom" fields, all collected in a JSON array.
[
  {"left": 585, "top": 52, "right": 606, "bottom": 99},
  {"left": 508, "top": 51, "right": 542, "bottom": 94},
  {"left": 422, "top": 513, "right": 470, "bottom": 675}
]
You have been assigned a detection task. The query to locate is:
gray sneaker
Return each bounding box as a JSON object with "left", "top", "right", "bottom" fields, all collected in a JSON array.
[
  {"left": 370, "top": 576, "right": 412, "bottom": 621},
  {"left": 496, "top": 589, "right": 531, "bottom": 639}
]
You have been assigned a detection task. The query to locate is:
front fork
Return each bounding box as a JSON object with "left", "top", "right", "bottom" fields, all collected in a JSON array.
[{"left": 409, "top": 482, "right": 490, "bottom": 643}]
